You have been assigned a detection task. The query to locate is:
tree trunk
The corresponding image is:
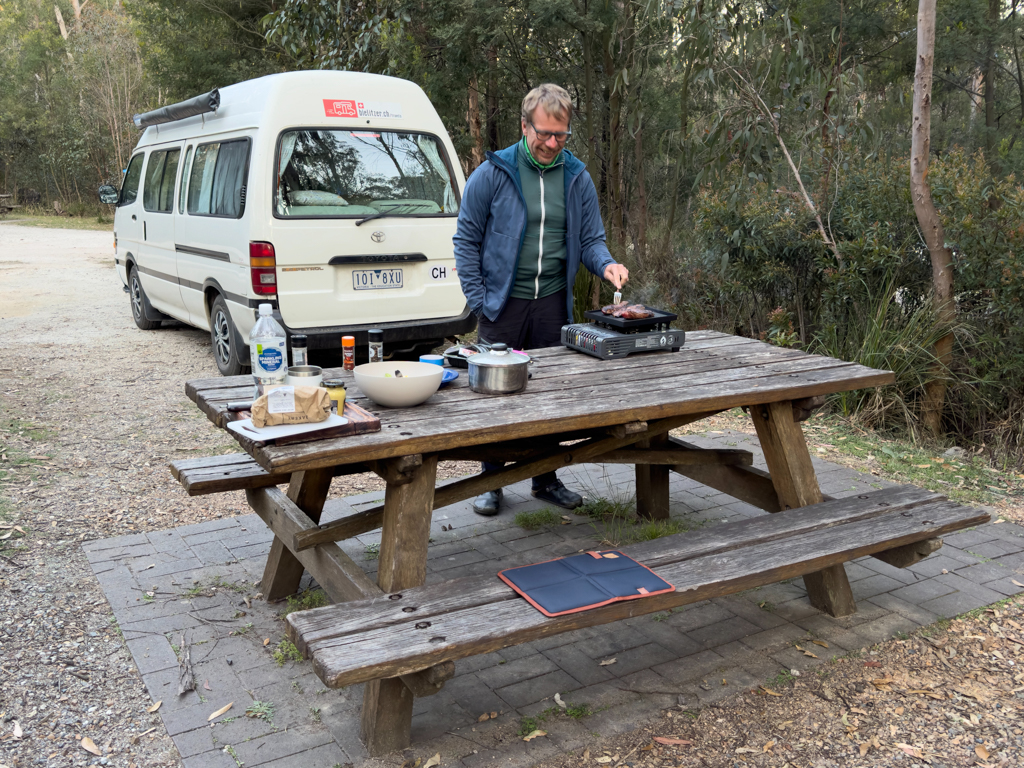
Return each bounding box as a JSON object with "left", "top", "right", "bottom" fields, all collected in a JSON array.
[
  {"left": 486, "top": 45, "right": 499, "bottom": 151},
  {"left": 983, "top": 0, "right": 999, "bottom": 166},
  {"left": 468, "top": 76, "right": 484, "bottom": 171},
  {"left": 603, "top": 31, "right": 623, "bottom": 245},
  {"left": 634, "top": 116, "right": 647, "bottom": 258},
  {"left": 911, "top": 0, "right": 955, "bottom": 439},
  {"left": 583, "top": 29, "right": 598, "bottom": 183}
]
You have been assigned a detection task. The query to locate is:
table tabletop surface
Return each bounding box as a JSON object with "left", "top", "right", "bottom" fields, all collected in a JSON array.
[{"left": 186, "top": 330, "right": 893, "bottom": 474}]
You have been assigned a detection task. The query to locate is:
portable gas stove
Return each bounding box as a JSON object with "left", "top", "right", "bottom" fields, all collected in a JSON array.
[{"left": 561, "top": 306, "right": 684, "bottom": 360}]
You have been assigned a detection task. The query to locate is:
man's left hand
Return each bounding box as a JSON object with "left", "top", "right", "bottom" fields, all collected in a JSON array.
[{"left": 603, "top": 263, "right": 629, "bottom": 290}]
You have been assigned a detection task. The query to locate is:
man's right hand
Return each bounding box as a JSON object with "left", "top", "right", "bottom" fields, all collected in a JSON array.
[{"left": 603, "top": 263, "right": 629, "bottom": 290}]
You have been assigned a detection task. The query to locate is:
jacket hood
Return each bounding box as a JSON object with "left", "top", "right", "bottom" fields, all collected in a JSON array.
[{"left": 488, "top": 142, "right": 586, "bottom": 178}]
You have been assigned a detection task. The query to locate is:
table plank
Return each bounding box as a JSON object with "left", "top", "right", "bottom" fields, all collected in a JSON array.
[{"left": 250, "top": 359, "right": 892, "bottom": 472}]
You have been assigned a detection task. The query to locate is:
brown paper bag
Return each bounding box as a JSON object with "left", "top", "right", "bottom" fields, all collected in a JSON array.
[{"left": 251, "top": 385, "right": 331, "bottom": 428}]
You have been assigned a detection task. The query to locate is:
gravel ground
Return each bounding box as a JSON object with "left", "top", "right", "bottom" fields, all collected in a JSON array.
[
  {"left": 0, "top": 224, "right": 471, "bottom": 767},
  {"left": 1, "top": 224, "right": 1021, "bottom": 768}
]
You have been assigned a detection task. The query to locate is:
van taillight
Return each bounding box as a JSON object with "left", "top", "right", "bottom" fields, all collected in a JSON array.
[{"left": 249, "top": 242, "right": 277, "bottom": 296}]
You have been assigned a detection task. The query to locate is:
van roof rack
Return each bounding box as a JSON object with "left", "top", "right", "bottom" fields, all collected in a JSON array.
[{"left": 133, "top": 89, "right": 220, "bottom": 129}]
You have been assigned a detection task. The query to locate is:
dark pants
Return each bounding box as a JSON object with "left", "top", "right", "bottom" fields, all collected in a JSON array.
[{"left": 478, "top": 290, "right": 566, "bottom": 491}]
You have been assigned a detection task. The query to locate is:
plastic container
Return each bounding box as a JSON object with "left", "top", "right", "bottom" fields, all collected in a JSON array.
[
  {"left": 342, "top": 335, "right": 356, "bottom": 370},
  {"left": 249, "top": 304, "right": 287, "bottom": 395},
  {"left": 368, "top": 329, "right": 384, "bottom": 365},
  {"left": 291, "top": 334, "right": 308, "bottom": 367}
]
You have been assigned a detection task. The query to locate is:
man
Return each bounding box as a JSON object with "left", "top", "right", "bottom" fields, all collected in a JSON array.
[{"left": 453, "top": 83, "right": 629, "bottom": 517}]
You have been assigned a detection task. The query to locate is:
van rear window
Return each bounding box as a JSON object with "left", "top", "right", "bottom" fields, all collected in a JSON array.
[
  {"left": 276, "top": 130, "right": 458, "bottom": 218},
  {"left": 187, "top": 139, "right": 250, "bottom": 218}
]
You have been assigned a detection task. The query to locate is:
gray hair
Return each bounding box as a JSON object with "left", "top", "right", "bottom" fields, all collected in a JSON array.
[{"left": 521, "top": 84, "right": 572, "bottom": 124}]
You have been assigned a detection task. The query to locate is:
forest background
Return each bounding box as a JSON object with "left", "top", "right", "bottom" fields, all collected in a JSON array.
[{"left": 2, "top": 0, "right": 1023, "bottom": 466}]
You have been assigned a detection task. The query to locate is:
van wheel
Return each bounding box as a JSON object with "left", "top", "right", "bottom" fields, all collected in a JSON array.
[
  {"left": 210, "top": 295, "right": 248, "bottom": 376},
  {"left": 129, "top": 266, "right": 161, "bottom": 330}
]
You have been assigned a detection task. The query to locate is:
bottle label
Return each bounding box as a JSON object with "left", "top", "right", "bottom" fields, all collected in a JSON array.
[{"left": 258, "top": 347, "right": 284, "bottom": 372}]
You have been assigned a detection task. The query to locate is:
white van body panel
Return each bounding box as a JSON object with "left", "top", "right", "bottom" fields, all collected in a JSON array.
[{"left": 113, "top": 71, "right": 472, "bottom": 371}]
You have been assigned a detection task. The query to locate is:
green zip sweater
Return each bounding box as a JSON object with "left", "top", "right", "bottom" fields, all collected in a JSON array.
[{"left": 510, "top": 139, "right": 568, "bottom": 300}]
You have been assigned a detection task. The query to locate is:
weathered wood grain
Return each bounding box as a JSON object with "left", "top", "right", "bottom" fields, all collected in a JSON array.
[
  {"left": 253, "top": 360, "right": 893, "bottom": 473},
  {"left": 287, "top": 485, "right": 946, "bottom": 653},
  {"left": 170, "top": 453, "right": 371, "bottom": 496},
  {"left": 260, "top": 468, "right": 334, "bottom": 602},
  {"left": 292, "top": 412, "right": 717, "bottom": 552},
  {"left": 635, "top": 433, "right": 670, "bottom": 520},
  {"left": 873, "top": 537, "right": 943, "bottom": 568},
  {"left": 304, "top": 499, "right": 989, "bottom": 687},
  {"left": 752, "top": 400, "right": 856, "bottom": 617}
]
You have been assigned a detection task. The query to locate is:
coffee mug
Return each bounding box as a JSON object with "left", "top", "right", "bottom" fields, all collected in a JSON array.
[{"left": 419, "top": 354, "right": 444, "bottom": 366}]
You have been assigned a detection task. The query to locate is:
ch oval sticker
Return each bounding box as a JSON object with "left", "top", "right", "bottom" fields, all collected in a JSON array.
[{"left": 371, "top": 231, "right": 386, "bottom": 243}]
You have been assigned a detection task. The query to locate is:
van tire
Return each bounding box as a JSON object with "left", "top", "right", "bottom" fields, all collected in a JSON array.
[
  {"left": 129, "top": 266, "right": 161, "bottom": 330},
  {"left": 210, "top": 295, "right": 249, "bottom": 376}
]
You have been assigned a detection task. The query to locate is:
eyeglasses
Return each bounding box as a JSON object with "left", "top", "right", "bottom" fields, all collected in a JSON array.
[{"left": 528, "top": 121, "right": 572, "bottom": 144}]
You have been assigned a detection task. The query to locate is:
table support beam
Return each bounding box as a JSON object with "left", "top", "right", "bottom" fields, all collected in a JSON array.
[
  {"left": 261, "top": 468, "right": 334, "bottom": 602},
  {"left": 751, "top": 401, "right": 856, "bottom": 617},
  {"left": 635, "top": 433, "right": 670, "bottom": 520},
  {"left": 295, "top": 412, "right": 720, "bottom": 552},
  {"left": 361, "top": 454, "right": 439, "bottom": 756}
]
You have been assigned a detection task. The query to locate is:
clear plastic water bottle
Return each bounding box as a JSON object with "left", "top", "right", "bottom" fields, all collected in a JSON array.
[{"left": 249, "top": 304, "right": 287, "bottom": 395}]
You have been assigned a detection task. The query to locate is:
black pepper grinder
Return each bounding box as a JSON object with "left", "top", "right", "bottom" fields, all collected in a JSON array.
[{"left": 368, "top": 329, "right": 384, "bottom": 364}]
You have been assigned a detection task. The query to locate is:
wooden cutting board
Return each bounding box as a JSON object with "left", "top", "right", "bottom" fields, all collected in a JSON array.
[{"left": 226, "top": 401, "right": 381, "bottom": 448}]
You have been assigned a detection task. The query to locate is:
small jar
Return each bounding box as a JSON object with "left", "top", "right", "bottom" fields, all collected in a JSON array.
[
  {"left": 291, "top": 334, "right": 308, "bottom": 367},
  {"left": 322, "top": 378, "right": 347, "bottom": 413},
  {"left": 342, "top": 335, "right": 355, "bottom": 370},
  {"left": 368, "top": 329, "right": 384, "bottom": 364}
]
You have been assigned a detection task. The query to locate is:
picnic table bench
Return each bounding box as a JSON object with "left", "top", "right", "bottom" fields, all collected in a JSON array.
[
  {"left": 0, "top": 194, "right": 21, "bottom": 216},
  {"left": 174, "top": 330, "right": 989, "bottom": 755}
]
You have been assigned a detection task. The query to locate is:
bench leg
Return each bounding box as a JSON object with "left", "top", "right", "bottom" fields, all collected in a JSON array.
[
  {"left": 751, "top": 401, "right": 856, "bottom": 618},
  {"left": 635, "top": 434, "right": 671, "bottom": 520},
  {"left": 261, "top": 468, "right": 333, "bottom": 602},
  {"left": 361, "top": 454, "right": 439, "bottom": 755}
]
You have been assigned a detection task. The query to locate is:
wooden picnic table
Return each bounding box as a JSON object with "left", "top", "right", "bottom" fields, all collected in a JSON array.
[{"left": 182, "top": 329, "right": 898, "bottom": 752}]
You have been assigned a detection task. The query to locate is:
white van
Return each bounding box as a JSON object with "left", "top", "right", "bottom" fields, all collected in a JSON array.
[{"left": 99, "top": 71, "right": 474, "bottom": 375}]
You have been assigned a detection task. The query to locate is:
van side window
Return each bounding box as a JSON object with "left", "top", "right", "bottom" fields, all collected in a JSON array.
[
  {"left": 118, "top": 154, "right": 145, "bottom": 206},
  {"left": 187, "top": 139, "right": 250, "bottom": 218},
  {"left": 178, "top": 146, "right": 193, "bottom": 214},
  {"left": 143, "top": 149, "right": 181, "bottom": 213}
]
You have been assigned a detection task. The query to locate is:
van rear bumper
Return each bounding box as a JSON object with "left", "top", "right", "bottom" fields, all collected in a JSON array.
[{"left": 276, "top": 305, "right": 477, "bottom": 351}]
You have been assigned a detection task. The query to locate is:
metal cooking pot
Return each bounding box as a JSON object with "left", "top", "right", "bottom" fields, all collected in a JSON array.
[{"left": 467, "top": 343, "right": 531, "bottom": 394}]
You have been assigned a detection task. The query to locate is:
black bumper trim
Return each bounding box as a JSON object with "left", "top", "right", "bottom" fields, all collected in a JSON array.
[{"left": 279, "top": 305, "right": 477, "bottom": 350}]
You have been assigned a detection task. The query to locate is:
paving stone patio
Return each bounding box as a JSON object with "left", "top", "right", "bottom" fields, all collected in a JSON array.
[{"left": 86, "top": 430, "right": 1024, "bottom": 767}]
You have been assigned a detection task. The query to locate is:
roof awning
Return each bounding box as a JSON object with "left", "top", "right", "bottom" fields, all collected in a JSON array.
[{"left": 133, "top": 89, "right": 220, "bottom": 129}]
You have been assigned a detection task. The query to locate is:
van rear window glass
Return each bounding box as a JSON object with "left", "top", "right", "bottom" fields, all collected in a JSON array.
[
  {"left": 276, "top": 130, "right": 458, "bottom": 218},
  {"left": 143, "top": 149, "right": 180, "bottom": 213},
  {"left": 119, "top": 154, "right": 144, "bottom": 206},
  {"left": 187, "top": 139, "right": 250, "bottom": 218}
]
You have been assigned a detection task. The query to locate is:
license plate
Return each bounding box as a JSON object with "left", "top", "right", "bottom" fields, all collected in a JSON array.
[{"left": 352, "top": 268, "right": 403, "bottom": 290}]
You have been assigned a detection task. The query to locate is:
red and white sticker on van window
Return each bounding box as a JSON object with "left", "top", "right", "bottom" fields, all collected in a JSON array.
[{"left": 323, "top": 100, "right": 403, "bottom": 119}]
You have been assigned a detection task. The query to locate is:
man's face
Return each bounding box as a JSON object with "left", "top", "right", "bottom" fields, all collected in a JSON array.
[{"left": 521, "top": 108, "right": 570, "bottom": 165}]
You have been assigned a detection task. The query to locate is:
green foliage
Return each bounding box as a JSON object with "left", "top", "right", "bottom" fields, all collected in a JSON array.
[
  {"left": 244, "top": 700, "right": 275, "bottom": 723},
  {"left": 513, "top": 509, "right": 561, "bottom": 531},
  {"left": 272, "top": 640, "right": 303, "bottom": 666},
  {"left": 284, "top": 588, "right": 328, "bottom": 617}
]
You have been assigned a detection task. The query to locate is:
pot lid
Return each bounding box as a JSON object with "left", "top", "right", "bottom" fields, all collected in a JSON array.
[{"left": 469, "top": 343, "right": 531, "bottom": 368}]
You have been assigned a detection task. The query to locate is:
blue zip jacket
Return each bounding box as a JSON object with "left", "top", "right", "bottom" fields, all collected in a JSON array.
[{"left": 453, "top": 143, "right": 615, "bottom": 323}]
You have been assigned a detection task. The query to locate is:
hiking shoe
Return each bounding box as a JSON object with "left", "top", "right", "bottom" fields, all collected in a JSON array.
[
  {"left": 531, "top": 480, "right": 583, "bottom": 510},
  {"left": 472, "top": 489, "right": 503, "bottom": 516}
]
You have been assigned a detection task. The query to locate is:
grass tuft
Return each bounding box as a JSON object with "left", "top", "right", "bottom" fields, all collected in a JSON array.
[{"left": 514, "top": 509, "right": 561, "bottom": 530}]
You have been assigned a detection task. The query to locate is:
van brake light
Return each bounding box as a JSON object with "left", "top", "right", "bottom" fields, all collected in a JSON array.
[{"left": 249, "top": 242, "right": 277, "bottom": 296}]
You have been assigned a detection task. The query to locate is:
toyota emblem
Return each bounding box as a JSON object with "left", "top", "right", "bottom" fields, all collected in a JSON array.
[{"left": 371, "top": 231, "right": 386, "bottom": 243}]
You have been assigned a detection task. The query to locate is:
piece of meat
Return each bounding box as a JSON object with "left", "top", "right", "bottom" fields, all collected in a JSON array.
[
  {"left": 620, "top": 305, "right": 654, "bottom": 319},
  {"left": 601, "top": 301, "right": 629, "bottom": 315}
]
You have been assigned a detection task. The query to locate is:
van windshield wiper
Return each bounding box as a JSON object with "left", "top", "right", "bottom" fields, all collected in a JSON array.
[{"left": 355, "top": 204, "right": 418, "bottom": 226}]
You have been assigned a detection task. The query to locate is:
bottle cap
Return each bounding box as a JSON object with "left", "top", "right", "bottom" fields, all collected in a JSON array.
[
  {"left": 342, "top": 335, "right": 355, "bottom": 347},
  {"left": 258, "top": 303, "right": 272, "bottom": 316},
  {"left": 291, "top": 334, "right": 308, "bottom": 347},
  {"left": 368, "top": 329, "right": 384, "bottom": 342}
]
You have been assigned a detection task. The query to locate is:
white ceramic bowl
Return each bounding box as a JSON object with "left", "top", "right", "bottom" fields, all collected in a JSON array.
[{"left": 353, "top": 362, "right": 444, "bottom": 408}]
